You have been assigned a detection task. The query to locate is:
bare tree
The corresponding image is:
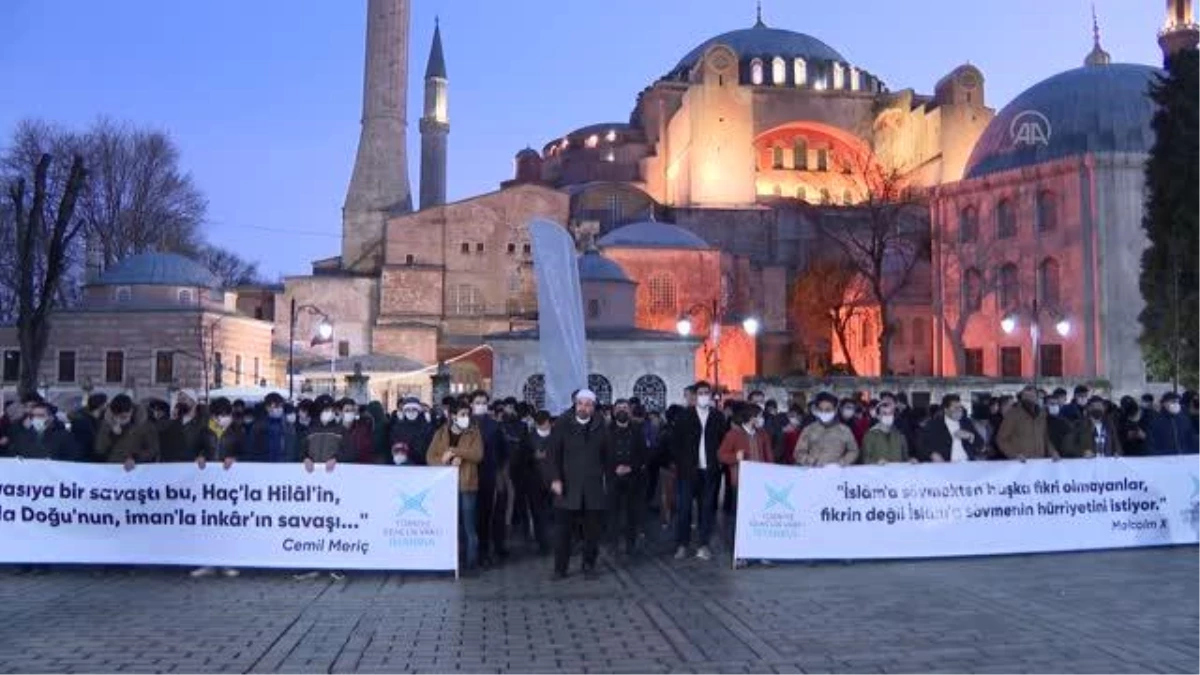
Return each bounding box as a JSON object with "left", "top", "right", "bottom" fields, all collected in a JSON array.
[
  {"left": 790, "top": 257, "right": 869, "bottom": 375},
  {"left": 816, "top": 150, "right": 928, "bottom": 374},
  {"left": 8, "top": 153, "right": 87, "bottom": 397},
  {"left": 198, "top": 244, "right": 261, "bottom": 288},
  {"left": 933, "top": 213, "right": 1007, "bottom": 374}
]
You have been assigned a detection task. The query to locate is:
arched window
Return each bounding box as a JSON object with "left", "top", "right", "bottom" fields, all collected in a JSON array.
[
  {"left": 892, "top": 320, "right": 906, "bottom": 346},
  {"left": 832, "top": 63, "right": 845, "bottom": 89},
  {"left": 963, "top": 267, "right": 983, "bottom": 312},
  {"left": 1039, "top": 257, "right": 1061, "bottom": 307},
  {"left": 646, "top": 273, "right": 678, "bottom": 315},
  {"left": 820, "top": 188, "right": 831, "bottom": 204},
  {"left": 793, "top": 137, "right": 808, "bottom": 170},
  {"left": 522, "top": 374, "right": 546, "bottom": 410},
  {"left": 849, "top": 65, "right": 860, "bottom": 91},
  {"left": 861, "top": 317, "right": 874, "bottom": 348},
  {"left": 959, "top": 205, "right": 978, "bottom": 243},
  {"left": 772, "top": 57, "right": 786, "bottom": 85},
  {"left": 772, "top": 146, "right": 784, "bottom": 169},
  {"left": 632, "top": 374, "right": 668, "bottom": 412},
  {"left": 999, "top": 263, "right": 1020, "bottom": 310},
  {"left": 842, "top": 189, "right": 853, "bottom": 205},
  {"left": 177, "top": 288, "right": 193, "bottom": 305},
  {"left": 587, "top": 374, "right": 613, "bottom": 405},
  {"left": 996, "top": 198, "right": 1016, "bottom": 239},
  {"left": 1037, "top": 190, "right": 1058, "bottom": 232},
  {"left": 911, "top": 317, "right": 926, "bottom": 346},
  {"left": 750, "top": 58, "right": 764, "bottom": 85},
  {"left": 793, "top": 57, "right": 807, "bottom": 86},
  {"left": 796, "top": 185, "right": 807, "bottom": 202},
  {"left": 816, "top": 148, "right": 829, "bottom": 171},
  {"left": 449, "top": 284, "right": 484, "bottom": 315}
]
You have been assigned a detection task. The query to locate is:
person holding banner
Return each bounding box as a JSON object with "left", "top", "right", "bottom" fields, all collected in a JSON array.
[
  {"left": 793, "top": 392, "right": 859, "bottom": 468},
  {"left": 10, "top": 399, "right": 80, "bottom": 461},
  {"left": 546, "top": 389, "right": 611, "bottom": 580},
  {"left": 860, "top": 400, "right": 915, "bottom": 465},
  {"left": 718, "top": 402, "right": 773, "bottom": 569},
  {"left": 96, "top": 394, "right": 161, "bottom": 469},
  {"left": 426, "top": 400, "right": 485, "bottom": 575},
  {"left": 996, "top": 386, "right": 1060, "bottom": 461},
  {"left": 916, "top": 394, "right": 986, "bottom": 462},
  {"left": 190, "top": 397, "right": 242, "bottom": 579}
]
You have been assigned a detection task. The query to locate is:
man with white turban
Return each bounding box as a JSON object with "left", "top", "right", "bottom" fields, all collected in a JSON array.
[{"left": 545, "top": 388, "right": 612, "bottom": 580}]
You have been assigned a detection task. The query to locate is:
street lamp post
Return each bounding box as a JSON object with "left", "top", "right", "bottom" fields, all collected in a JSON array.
[
  {"left": 288, "top": 298, "right": 333, "bottom": 402},
  {"left": 675, "top": 298, "right": 760, "bottom": 394},
  {"left": 1000, "top": 297, "right": 1070, "bottom": 391}
]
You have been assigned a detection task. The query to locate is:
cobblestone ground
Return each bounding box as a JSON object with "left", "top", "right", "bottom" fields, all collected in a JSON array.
[{"left": 0, "top": 539, "right": 1194, "bottom": 674}]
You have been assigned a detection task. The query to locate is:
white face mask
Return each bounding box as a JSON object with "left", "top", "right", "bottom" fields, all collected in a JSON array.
[
  {"left": 536, "top": 428, "right": 551, "bottom": 438},
  {"left": 319, "top": 410, "right": 335, "bottom": 425},
  {"left": 403, "top": 410, "right": 419, "bottom": 421},
  {"left": 285, "top": 413, "right": 297, "bottom": 424},
  {"left": 342, "top": 411, "right": 357, "bottom": 426},
  {"left": 742, "top": 422, "right": 756, "bottom": 434},
  {"left": 217, "top": 415, "right": 234, "bottom": 429},
  {"left": 1046, "top": 404, "right": 1061, "bottom": 416},
  {"left": 392, "top": 452, "right": 406, "bottom": 465},
  {"left": 788, "top": 416, "right": 800, "bottom": 427},
  {"left": 30, "top": 417, "right": 48, "bottom": 433},
  {"left": 816, "top": 411, "right": 836, "bottom": 425},
  {"left": 696, "top": 395, "right": 712, "bottom": 409},
  {"left": 878, "top": 414, "right": 895, "bottom": 427},
  {"left": 1166, "top": 402, "right": 1182, "bottom": 415},
  {"left": 840, "top": 408, "right": 856, "bottom": 420},
  {"left": 471, "top": 404, "right": 489, "bottom": 417},
  {"left": 454, "top": 415, "right": 471, "bottom": 430}
]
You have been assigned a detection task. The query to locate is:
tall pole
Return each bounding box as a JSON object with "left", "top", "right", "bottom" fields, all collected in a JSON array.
[
  {"left": 711, "top": 298, "right": 720, "bottom": 393},
  {"left": 330, "top": 324, "right": 336, "bottom": 395},
  {"left": 288, "top": 298, "right": 296, "bottom": 402},
  {"left": 1031, "top": 298, "right": 1040, "bottom": 393}
]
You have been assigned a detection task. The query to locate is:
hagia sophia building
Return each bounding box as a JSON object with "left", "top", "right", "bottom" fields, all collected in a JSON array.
[{"left": 269, "top": 0, "right": 1198, "bottom": 408}]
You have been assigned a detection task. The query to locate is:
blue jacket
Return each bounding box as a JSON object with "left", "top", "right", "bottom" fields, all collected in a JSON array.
[
  {"left": 474, "top": 415, "right": 508, "bottom": 480},
  {"left": 1149, "top": 412, "right": 1199, "bottom": 455},
  {"left": 247, "top": 418, "right": 299, "bottom": 463}
]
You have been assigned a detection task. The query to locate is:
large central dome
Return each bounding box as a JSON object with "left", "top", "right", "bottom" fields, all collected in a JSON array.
[{"left": 673, "top": 23, "right": 846, "bottom": 75}]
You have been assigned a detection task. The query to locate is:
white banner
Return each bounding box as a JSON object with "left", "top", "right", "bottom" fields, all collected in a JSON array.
[
  {"left": 0, "top": 459, "right": 459, "bottom": 571},
  {"left": 734, "top": 456, "right": 1200, "bottom": 561},
  {"left": 528, "top": 218, "right": 587, "bottom": 415}
]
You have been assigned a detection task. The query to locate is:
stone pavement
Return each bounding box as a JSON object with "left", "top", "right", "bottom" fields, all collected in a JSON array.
[{"left": 0, "top": 544, "right": 1195, "bottom": 674}]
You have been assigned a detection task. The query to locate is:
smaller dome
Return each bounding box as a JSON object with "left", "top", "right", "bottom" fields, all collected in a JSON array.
[
  {"left": 93, "top": 252, "right": 222, "bottom": 289},
  {"left": 598, "top": 221, "right": 710, "bottom": 250},
  {"left": 515, "top": 147, "right": 540, "bottom": 159},
  {"left": 577, "top": 250, "right": 634, "bottom": 284}
]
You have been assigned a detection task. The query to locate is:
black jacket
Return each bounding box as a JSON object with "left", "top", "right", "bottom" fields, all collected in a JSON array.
[
  {"left": 389, "top": 417, "right": 432, "bottom": 466},
  {"left": 546, "top": 414, "right": 610, "bottom": 511},
  {"left": 11, "top": 423, "right": 80, "bottom": 461},
  {"left": 916, "top": 413, "right": 985, "bottom": 462},
  {"left": 68, "top": 409, "right": 102, "bottom": 462},
  {"left": 671, "top": 407, "right": 728, "bottom": 475},
  {"left": 607, "top": 421, "right": 648, "bottom": 475}
]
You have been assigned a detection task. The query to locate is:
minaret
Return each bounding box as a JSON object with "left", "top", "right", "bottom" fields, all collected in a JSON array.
[
  {"left": 1160, "top": 0, "right": 1199, "bottom": 60},
  {"left": 1084, "top": 5, "right": 1111, "bottom": 67},
  {"left": 342, "top": 0, "right": 413, "bottom": 272},
  {"left": 420, "top": 18, "right": 449, "bottom": 210}
]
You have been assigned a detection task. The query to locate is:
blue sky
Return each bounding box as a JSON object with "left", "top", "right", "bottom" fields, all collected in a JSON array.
[{"left": 2, "top": 0, "right": 1166, "bottom": 279}]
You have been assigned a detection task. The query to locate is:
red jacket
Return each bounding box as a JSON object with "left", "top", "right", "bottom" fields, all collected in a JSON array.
[
  {"left": 718, "top": 426, "right": 774, "bottom": 488},
  {"left": 346, "top": 419, "right": 377, "bottom": 464}
]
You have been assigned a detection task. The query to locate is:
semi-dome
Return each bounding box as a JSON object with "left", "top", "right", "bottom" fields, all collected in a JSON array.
[
  {"left": 577, "top": 249, "right": 634, "bottom": 284},
  {"left": 92, "top": 252, "right": 222, "bottom": 290},
  {"left": 597, "top": 220, "right": 710, "bottom": 250},
  {"left": 674, "top": 24, "right": 846, "bottom": 74},
  {"left": 964, "top": 62, "right": 1160, "bottom": 179}
]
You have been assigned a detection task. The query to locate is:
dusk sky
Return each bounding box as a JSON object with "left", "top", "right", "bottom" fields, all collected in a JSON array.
[{"left": 3, "top": 0, "right": 1166, "bottom": 279}]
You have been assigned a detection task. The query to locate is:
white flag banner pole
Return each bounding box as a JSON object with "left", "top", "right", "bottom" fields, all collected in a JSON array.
[
  {"left": 0, "top": 460, "right": 460, "bottom": 571},
  {"left": 528, "top": 218, "right": 587, "bottom": 415},
  {"left": 735, "top": 456, "right": 1200, "bottom": 561}
]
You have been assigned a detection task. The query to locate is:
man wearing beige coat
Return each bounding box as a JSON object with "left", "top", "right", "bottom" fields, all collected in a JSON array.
[
  {"left": 996, "top": 385, "right": 1061, "bottom": 461},
  {"left": 794, "top": 392, "right": 859, "bottom": 467}
]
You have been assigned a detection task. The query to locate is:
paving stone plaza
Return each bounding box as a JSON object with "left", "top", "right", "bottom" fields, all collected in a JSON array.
[{"left": 0, "top": 543, "right": 1195, "bottom": 674}]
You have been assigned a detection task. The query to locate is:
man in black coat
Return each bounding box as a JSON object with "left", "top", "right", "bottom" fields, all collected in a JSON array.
[
  {"left": 607, "top": 399, "right": 648, "bottom": 556},
  {"left": 916, "top": 394, "right": 985, "bottom": 462},
  {"left": 11, "top": 401, "right": 80, "bottom": 461},
  {"left": 546, "top": 389, "right": 610, "bottom": 580},
  {"left": 670, "top": 380, "right": 728, "bottom": 561}
]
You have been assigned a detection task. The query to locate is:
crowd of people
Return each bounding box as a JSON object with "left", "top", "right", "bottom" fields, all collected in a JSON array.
[{"left": 1, "top": 380, "right": 1197, "bottom": 579}]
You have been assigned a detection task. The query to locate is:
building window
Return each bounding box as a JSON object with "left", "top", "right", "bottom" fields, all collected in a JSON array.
[
  {"left": 587, "top": 373, "right": 613, "bottom": 405},
  {"left": 996, "top": 198, "right": 1016, "bottom": 239},
  {"left": 522, "top": 243, "right": 532, "bottom": 255},
  {"left": 849, "top": 65, "right": 860, "bottom": 91},
  {"left": 1039, "top": 257, "right": 1061, "bottom": 307},
  {"left": 114, "top": 286, "right": 132, "bottom": 303},
  {"left": 816, "top": 149, "right": 829, "bottom": 172},
  {"left": 1037, "top": 191, "right": 1058, "bottom": 232},
  {"left": 253, "top": 356, "right": 260, "bottom": 383},
  {"left": 959, "top": 205, "right": 978, "bottom": 243},
  {"left": 254, "top": 307, "right": 264, "bottom": 320},
  {"left": 507, "top": 243, "right": 516, "bottom": 254},
  {"left": 405, "top": 254, "right": 415, "bottom": 265},
  {"left": 450, "top": 284, "right": 485, "bottom": 315},
  {"left": 2, "top": 350, "right": 19, "bottom": 383},
  {"left": 1039, "top": 344, "right": 1064, "bottom": 377},
  {"left": 587, "top": 298, "right": 601, "bottom": 319},
  {"left": 57, "top": 350, "right": 76, "bottom": 383},
  {"left": 1000, "top": 346, "right": 1022, "bottom": 378},
  {"left": 793, "top": 138, "right": 808, "bottom": 170},
  {"left": 178, "top": 288, "right": 193, "bottom": 305},
  {"left": 646, "top": 273, "right": 677, "bottom": 315},
  {"left": 832, "top": 62, "right": 845, "bottom": 89},
  {"left": 796, "top": 186, "right": 807, "bottom": 202},
  {"left": 964, "top": 348, "right": 985, "bottom": 376},
  {"left": 771, "top": 57, "right": 786, "bottom": 85},
  {"left": 475, "top": 242, "right": 484, "bottom": 253},
  {"left": 861, "top": 318, "right": 873, "bottom": 348},
  {"left": 820, "top": 188, "right": 831, "bottom": 204},
  {"left": 793, "top": 57, "right": 807, "bottom": 86},
  {"left": 460, "top": 242, "right": 470, "bottom": 254},
  {"left": 750, "top": 58, "right": 764, "bottom": 85},
  {"left": 234, "top": 354, "right": 243, "bottom": 385},
  {"left": 522, "top": 374, "right": 546, "bottom": 410},
  {"left": 105, "top": 351, "right": 125, "bottom": 384},
  {"left": 892, "top": 321, "right": 906, "bottom": 346},
  {"left": 911, "top": 317, "right": 926, "bottom": 346},
  {"left": 963, "top": 268, "right": 984, "bottom": 313},
  {"left": 338, "top": 341, "right": 350, "bottom": 358},
  {"left": 772, "top": 146, "right": 784, "bottom": 169},
  {"left": 154, "top": 351, "right": 174, "bottom": 385},
  {"left": 213, "top": 352, "right": 223, "bottom": 388},
  {"left": 633, "top": 374, "right": 668, "bottom": 412},
  {"left": 998, "top": 263, "right": 1020, "bottom": 310},
  {"left": 842, "top": 189, "right": 853, "bottom": 205}
]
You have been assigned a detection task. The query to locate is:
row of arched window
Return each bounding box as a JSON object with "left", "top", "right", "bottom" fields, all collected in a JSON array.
[
  {"left": 748, "top": 57, "right": 880, "bottom": 93},
  {"left": 961, "top": 258, "right": 1062, "bottom": 314},
  {"left": 764, "top": 139, "right": 830, "bottom": 172},
  {"left": 521, "top": 373, "right": 669, "bottom": 411},
  {"left": 958, "top": 191, "right": 1059, "bottom": 243},
  {"left": 759, "top": 184, "right": 852, "bottom": 205}
]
